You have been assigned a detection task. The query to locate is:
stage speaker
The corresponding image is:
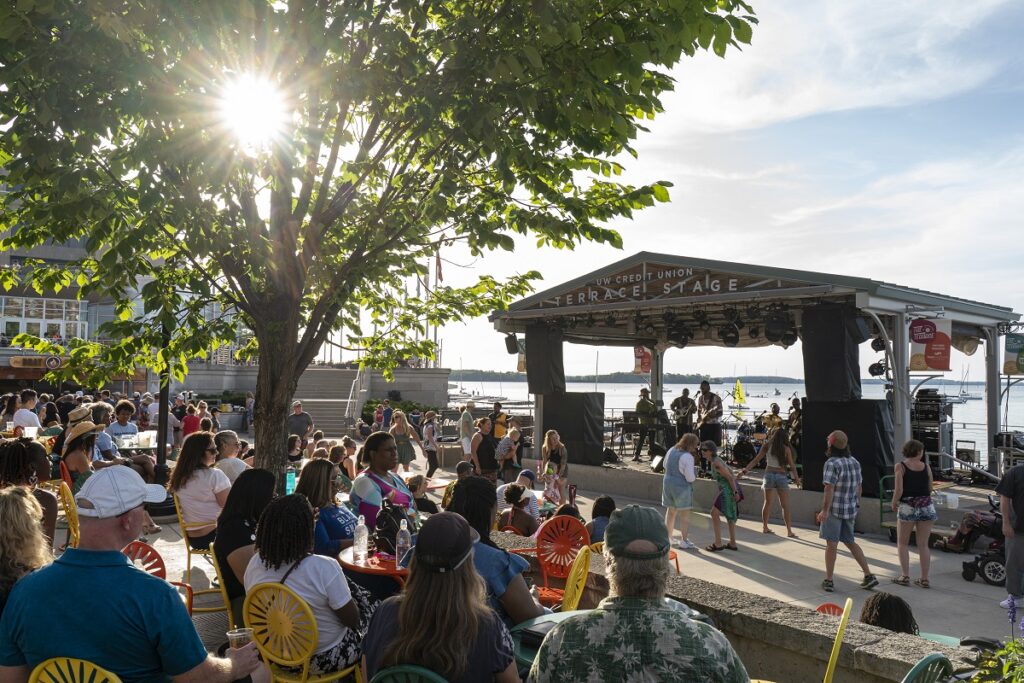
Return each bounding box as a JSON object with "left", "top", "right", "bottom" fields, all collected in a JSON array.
[
  {"left": 504, "top": 333, "right": 519, "bottom": 354},
  {"left": 801, "top": 304, "right": 862, "bottom": 402},
  {"left": 800, "top": 399, "right": 894, "bottom": 498},
  {"left": 527, "top": 325, "right": 565, "bottom": 395},
  {"left": 541, "top": 392, "right": 604, "bottom": 466}
]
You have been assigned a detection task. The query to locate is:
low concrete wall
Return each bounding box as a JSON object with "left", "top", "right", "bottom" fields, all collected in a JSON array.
[
  {"left": 528, "top": 461, "right": 885, "bottom": 534},
  {"left": 162, "top": 366, "right": 259, "bottom": 394},
  {"left": 492, "top": 533, "right": 972, "bottom": 682}
]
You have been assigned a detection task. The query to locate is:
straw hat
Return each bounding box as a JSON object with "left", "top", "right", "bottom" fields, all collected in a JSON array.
[
  {"left": 61, "top": 421, "right": 106, "bottom": 455},
  {"left": 67, "top": 405, "right": 91, "bottom": 424}
]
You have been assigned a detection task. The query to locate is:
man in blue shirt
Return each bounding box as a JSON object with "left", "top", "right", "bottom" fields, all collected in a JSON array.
[{"left": 0, "top": 467, "right": 260, "bottom": 683}]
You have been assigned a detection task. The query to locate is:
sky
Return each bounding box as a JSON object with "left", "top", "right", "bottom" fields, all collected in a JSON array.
[{"left": 433, "top": 0, "right": 1024, "bottom": 379}]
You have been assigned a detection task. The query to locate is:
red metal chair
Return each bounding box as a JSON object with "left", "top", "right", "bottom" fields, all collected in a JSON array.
[
  {"left": 59, "top": 460, "right": 74, "bottom": 489},
  {"left": 535, "top": 516, "right": 590, "bottom": 597},
  {"left": 500, "top": 525, "right": 522, "bottom": 535},
  {"left": 123, "top": 540, "right": 194, "bottom": 614},
  {"left": 816, "top": 602, "right": 844, "bottom": 616}
]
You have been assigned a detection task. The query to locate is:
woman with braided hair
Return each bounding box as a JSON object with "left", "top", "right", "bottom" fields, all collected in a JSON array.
[
  {"left": 0, "top": 439, "right": 58, "bottom": 543},
  {"left": 243, "top": 494, "right": 377, "bottom": 674}
]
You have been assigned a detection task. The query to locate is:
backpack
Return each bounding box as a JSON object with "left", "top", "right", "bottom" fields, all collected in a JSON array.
[{"left": 373, "top": 498, "right": 414, "bottom": 556}]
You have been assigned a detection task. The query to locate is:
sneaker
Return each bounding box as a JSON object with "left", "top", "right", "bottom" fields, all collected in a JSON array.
[
  {"left": 860, "top": 574, "right": 879, "bottom": 590},
  {"left": 681, "top": 539, "right": 697, "bottom": 550},
  {"left": 1000, "top": 595, "right": 1024, "bottom": 609},
  {"left": 822, "top": 579, "right": 834, "bottom": 592}
]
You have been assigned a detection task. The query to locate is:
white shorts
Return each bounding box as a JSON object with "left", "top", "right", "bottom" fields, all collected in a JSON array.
[{"left": 461, "top": 436, "right": 473, "bottom": 455}]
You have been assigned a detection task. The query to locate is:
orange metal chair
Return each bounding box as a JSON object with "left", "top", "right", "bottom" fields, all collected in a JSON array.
[
  {"left": 122, "top": 540, "right": 194, "bottom": 615},
  {"left": 59, "top": 460, "right": 74, "bottom": 489},
  {"left": 816, "top": 602, "right": 845, "bottom": 616},
  {"left": 588, "top": 540, "right": 680, "bottom": 574},
  {"left": 537, "top": 545, "right": 592, "bottom": 608},
  {"left": 535, "top": 515, "right": 590, "bottom": 592}
]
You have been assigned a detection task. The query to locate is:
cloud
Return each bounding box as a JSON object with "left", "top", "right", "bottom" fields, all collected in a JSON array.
[{"left": 654, "top": 0, "right": 1014, "bottom": 134}]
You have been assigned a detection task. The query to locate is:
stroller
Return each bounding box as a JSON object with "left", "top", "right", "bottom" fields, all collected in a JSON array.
[{"left": 952, "top": 495, "right": 1007, "bottom": 586}]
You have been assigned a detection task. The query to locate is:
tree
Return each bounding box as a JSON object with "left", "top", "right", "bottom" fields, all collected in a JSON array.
[{"left": 0, "top": 0, "right": 756, "bottom": 483}]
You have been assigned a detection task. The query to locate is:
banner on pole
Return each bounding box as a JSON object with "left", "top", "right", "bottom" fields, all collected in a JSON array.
[
  {"left": 633, "top": 346, "right": 652, "bottom": 374},
  {"left": 1005, "top": 334, "right": 1024, "bottom": 375},
  {"left": 516, "top": 338, "right": 527, "bottom": 373},
  {"left": 909, "top": 318, "right": 952, "bottom": 372}
]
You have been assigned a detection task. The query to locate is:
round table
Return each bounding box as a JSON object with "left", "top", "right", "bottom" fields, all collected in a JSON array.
[{"left": 338, "top": 546, "right": 409, "bottom": 586}]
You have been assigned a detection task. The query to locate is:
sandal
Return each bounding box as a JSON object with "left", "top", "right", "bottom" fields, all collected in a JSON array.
[
  {"left": 892, "top": 576, "right": 910, "bottom": 586},
  {"left": 144, "top": 524, "right": 162, "bottom": 535},
  {"left": 725, "top": 544, "right": 739, "bottom": 551},
  {"left": 706, "top": 544, "right": 726, "bottom": 552},
  {"left": 914, "top": 578, "right": 930, "bottom": 589},
  {"left": 762, "top": 528, "right": 775, "bottom": 535}
]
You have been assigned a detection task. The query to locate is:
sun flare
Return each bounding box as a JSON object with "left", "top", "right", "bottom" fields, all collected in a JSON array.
[{"left": 218, "top": 74, "right": 288, "bottom": 150}]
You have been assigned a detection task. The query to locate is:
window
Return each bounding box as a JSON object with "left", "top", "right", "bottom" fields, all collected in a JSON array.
[
  {"left": 25, "top": 322, "right": 40, "bottom": 336},
  {"left": 4, "top": 321, "right": 19, "bottom": 338},
  {"left": 44, "top": 300, "right": 63, "bottom": 320},
  {"left": 24, "top": 300, "right": 43, "bottom": 318},
  {"left": 45, "top": 322, "right": 61, "bottom": 339},
  {"left": 65, "top": 302, "right": 80, "bottom": 321},
  {"left": 3, "top": 297, "right": 23, "bottom": 317}
]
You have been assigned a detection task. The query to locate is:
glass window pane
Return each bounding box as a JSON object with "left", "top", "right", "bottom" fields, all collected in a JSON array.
[
  {"left": 4, "top": 321, "right": 19, "bottom": 337},
  {"left": 25, "top": 322, "right": 40, "bottom": 336},
  {"left": 45, "top": 300, "right": 63, "bottom": 319},
  {"left": 4, "top": 297, "right": 23, "bottom": 317},
  {"left": 64, "top": 302, "right": 80, "bottom": 321},
  {"left": 24, "top": 299, "right": 43, "bottom": 319},
  {"left": 76, "top": 323, "right": 88, "bottom": 340},
  {"left": 45, "top": 323, "right": 61, "bottom": 339}
]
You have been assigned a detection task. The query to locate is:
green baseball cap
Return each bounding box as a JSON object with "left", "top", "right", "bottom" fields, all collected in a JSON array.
[{"left": 604, "top": 504, "right": 669, "bottom": 560}]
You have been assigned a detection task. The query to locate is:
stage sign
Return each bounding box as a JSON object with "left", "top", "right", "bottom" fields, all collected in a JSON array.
[
  {"left": 520, "top": 261, "right": 814, "bottom": 310},
  {"left": 1006, "top": 334, "right": 1024, "bottom": 375},
  {"left": 909, "top": 318, "right": 951, "bottom": 372},
  {"left": 633, "top": 346, "right": 651, "bottom": 374}
]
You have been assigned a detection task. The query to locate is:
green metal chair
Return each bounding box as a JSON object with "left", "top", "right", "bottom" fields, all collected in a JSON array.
[
  {"left": 900, "top": 653, "right": 953, "bottom": 683},
  {"left": 370, "top": 665, "right": 448, "bottom": 683}
]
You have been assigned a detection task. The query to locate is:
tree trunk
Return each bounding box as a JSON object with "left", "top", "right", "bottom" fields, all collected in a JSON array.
[{"left": 253, "top": 330, "right": 300, "bottom": 493}]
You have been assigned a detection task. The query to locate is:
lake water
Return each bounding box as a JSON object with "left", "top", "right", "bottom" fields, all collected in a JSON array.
[{"left": 454, "top": 380, "right": 1024, "bottom": 448}]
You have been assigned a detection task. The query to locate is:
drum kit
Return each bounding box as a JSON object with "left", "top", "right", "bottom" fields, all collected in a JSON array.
[{"left": 731, "top": 414, "right": 768, "bottom": 467}]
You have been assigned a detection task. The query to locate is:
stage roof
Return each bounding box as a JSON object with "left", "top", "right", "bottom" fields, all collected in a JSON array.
[{"left": 491, "top": 252, "right": 1019, "bottom": 349}]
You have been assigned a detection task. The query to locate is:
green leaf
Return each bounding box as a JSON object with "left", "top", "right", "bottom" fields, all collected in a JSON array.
[{"left": 652, "top": 184, "right": 670, "bottom": 202}]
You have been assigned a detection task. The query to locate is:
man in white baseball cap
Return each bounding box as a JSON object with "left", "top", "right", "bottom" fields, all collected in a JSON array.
[{"left": 0, "top": 467, "right": 260, "bottom": 681}]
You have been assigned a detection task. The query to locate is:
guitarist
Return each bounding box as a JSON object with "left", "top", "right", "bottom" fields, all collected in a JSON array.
[
  {"left": 632, "top": 388, "right": 658, "bottom": 462},
  {"left": 695, "top": 380, "right": 724, "bottom": 448},
  {"left": 669, "top": 388, "right": 697, "bottom": 441}
]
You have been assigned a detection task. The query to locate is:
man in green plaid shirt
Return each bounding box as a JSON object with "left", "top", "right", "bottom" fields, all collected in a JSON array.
[{"left": 528, "top": 505, "right": 748, "bottom": 683}]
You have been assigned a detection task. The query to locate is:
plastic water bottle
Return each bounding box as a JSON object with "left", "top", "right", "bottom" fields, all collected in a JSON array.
[
  {"left": 285, "top": 466, "right": 296, "bottom": 495},
  {"left": 354, "top": 515, "right": 369, "bottom": 564},
  {"left": 396, "top": 519, "right": 412, "bottom": 566}
]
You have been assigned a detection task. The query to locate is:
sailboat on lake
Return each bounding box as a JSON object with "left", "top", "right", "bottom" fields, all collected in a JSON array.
[{"left": 728, "top": 379, "right": 747, "bottom": 410}]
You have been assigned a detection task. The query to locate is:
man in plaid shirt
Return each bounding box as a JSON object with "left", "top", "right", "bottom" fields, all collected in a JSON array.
[{"left": 815, "top": 430, "right": 878, "bottom": 592}]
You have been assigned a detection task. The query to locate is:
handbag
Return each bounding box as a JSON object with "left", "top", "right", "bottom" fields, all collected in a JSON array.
[{"left": 373, "top": 498, "right": 412, "bottom": 556}]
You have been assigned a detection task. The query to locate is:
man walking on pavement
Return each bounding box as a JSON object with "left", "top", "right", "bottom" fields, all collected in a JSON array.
[{"left": 816, "top": 430, "right": 878, "bottom": 592}]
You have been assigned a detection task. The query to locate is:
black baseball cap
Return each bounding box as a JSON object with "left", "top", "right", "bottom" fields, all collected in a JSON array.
[{"left": 415, "top": 512, "right": 479, "bottom": 573}]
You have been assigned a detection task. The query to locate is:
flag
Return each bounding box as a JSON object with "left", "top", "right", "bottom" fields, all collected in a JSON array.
[{"left": 435, "top": 251, "right": 443, "bottom": 283}]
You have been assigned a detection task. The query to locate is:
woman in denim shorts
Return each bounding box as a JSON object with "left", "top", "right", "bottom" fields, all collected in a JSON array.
[
  {"left": 739, "top": 428, "right": 802, "bottom": 537},
  {"left": 890, "top": 439, "right": 936, "bottom": 588}
]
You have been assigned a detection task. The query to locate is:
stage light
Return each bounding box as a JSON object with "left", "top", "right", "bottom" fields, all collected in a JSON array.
[
  {"left": 720, "top": 324, "right": 740, "bottom": 347},
  {"left": 871, "top": 336, "right": 887, "bottom": 353},
  {"left": 765, "top": 314, "right": 788, "bottom": 342},
  {"left": 694, "top": 309, "right": 711, "bottom": 330},
  {"left": 605, "top": 315, "right": 617, "bottom": 327},
  {"left": 780, "top": 328, "right": 799, "bottom": 347},
  {"left": 748, "top": 326, "right": 760, "bottom": 339},
  {"left": 642, "top": 323, "right": 657, "bottom": 336},
  {"left": 504, "top": 334, "right": 518, "bottom": 354},
  {"left": 585, "top": 314, "right": 596, "bottom": 327},
  {"left": 869, "top": 361, "right": 888, "bottom": 377}
]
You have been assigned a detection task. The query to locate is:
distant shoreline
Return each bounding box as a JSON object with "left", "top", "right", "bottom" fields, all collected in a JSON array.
[{"left": 449, "top": 371, "right": 984, "bottom": 386}]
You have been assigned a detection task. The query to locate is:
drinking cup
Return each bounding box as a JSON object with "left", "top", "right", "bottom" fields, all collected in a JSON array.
[{"left": 226, "top": 627, "right": 253, "bottom": 649}]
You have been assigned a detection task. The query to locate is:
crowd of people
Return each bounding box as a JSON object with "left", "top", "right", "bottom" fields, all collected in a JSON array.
[{"left": 0, "top": 382, "right": 1008, "bottom": 682}]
